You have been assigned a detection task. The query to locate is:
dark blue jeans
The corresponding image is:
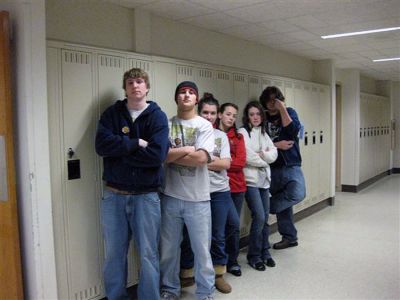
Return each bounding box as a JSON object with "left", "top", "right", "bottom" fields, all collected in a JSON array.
[
  {"left": 181, "top": 191, "right": 240, "bottom": 267},
  {"left": 270, "top": 165, "right": 306, "bottom": 242},
  {"left": 245, "top": 187, "right": 272, "bottom": 264},
  {"left": 226, "top": 192, "right": 245, "bottom": 268}
]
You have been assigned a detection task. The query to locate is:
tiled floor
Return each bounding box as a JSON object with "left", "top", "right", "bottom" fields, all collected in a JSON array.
[{"left": 180, "top": 174, "right": 400, "bottom": 300}]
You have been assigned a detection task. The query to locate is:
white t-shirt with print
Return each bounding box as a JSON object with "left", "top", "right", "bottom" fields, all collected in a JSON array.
[
  {"left": 163, "top": 116, "right": 214, "bottom": 202},
  {"left": 209, "top": 129, "right": 231, "bottom": 193}
]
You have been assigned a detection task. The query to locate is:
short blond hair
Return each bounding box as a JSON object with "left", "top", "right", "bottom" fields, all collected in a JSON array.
[{"left": 122, "top": 68, "right": 150, "bottom": 90}]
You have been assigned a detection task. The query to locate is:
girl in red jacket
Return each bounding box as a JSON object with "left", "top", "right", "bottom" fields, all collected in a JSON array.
[{"left": 218, "top": 102, "right": 246, "bottom": 277}]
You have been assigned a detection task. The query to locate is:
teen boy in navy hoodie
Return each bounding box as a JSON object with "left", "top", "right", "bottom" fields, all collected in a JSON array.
[
  {"left": 260, "top": 86, "right": 306, "bottom": 250},
  {"left": 95, "top": 68, "right": 169, "bottom": 300}
]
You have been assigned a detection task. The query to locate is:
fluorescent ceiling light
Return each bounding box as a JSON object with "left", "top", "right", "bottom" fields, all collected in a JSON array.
[
  {"left": 373, "top": 57, "right": 400, "bottom": 62},
  {"left": 321, "top": 27, "right": 400, "bottom": 39}
]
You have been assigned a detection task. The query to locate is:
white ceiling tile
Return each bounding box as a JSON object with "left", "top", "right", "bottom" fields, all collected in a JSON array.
[
  {"left": 187, "top": 0, "right": 266, "bottom": 11},
  {"left": 284, "top": 31, "right": 320, "bottom": 42},
  {"left": 181, "top": 13, "right": 248, "bottom": 30},
  {"left": 378, "top": 48, "right": 400, "bottom": 57},
  {"left": 105, "top": 0, "right": 159, "bottom": 8},
  {"left": 140, "top": 0, "right": 215, "bottom": 20},
  {"left": 286, "top": 15, "right": 329, "bottom": 29},
  {"left": 259, "top": 19, "right": 301, "bottom": 33},
  {"left": 273, "top": 41, "right": 316, "bottom": 51},
  {"left": 218, "top": 23, "right": 273, "bottom": 39}
]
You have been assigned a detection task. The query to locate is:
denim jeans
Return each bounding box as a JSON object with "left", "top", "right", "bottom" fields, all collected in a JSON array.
[
  {"left": 245, "top": 187, "right": 272, "bottom": 263},
  {"left": 270, "top": 165, "right": 306, "bottom": 242},
  {"left": 225, "top": 192, "right": 244, "bottom": 268},
  {"left": 269, "top": 165, "right": 306, "bottom": 214},
  {"left": 160, "top": 195, "right": 215, "bottom": 300},
  {"left": 101, "top": 189, "right": 161, "bottom": 300}
]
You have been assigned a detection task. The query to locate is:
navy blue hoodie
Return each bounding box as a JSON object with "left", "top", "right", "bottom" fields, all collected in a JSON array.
[
  {"left": 265, "top": 107, "right": 302, "bottom": 168},
  {"left": 95, "top": 100, "right": 169, "bottom": 192}
]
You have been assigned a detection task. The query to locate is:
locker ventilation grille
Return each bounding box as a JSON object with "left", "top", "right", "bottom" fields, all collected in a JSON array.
[
  {"left": 312, "top": 87, "right": 318, "bottom": 92},
  {"left": 199, "top": 69, "right": 213, "bottom": 79},
  {"left": 217, "top": 72, "right": 230, "bottom": 80},
  {"left": 262, "top": 79, "right": 271, "bottom": 86},
  {"left": 304, "top": 86, "right": 310, "bottom": 91},
  {"left": 249, "top": 77, "right": 259, "bottom": 84},
  {"left": 320, "top": 88, "right": 325, "bottom": 93},
  {"left": 177, "top": 66, "right": 193, "bottom": 77},
  {"left": 99, "top": 56, "right": 122, "bottom": 68},
  {"left": 285, "top": 82, "right": 293, "bottom": 88},
  {"left": 295, "top": 84, "right": 302, "bottom": 89},
  {"left": 74, "top": 284, "right": 101, "bottom": 300},
  {"left": 275, "top": 81, "right": 283, "bottom": 87},
  {"left": 129, "top": 60, "right": 150, "bottom": 71},
  {"left": 234, "top": 74, "right": 245, "bottom": 82},
  {"left": 63, "top": 51, "right": 90, "bottom": 64}
]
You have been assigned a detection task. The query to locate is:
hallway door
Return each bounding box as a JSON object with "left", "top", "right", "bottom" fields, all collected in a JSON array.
[{"left": 0, "top": 11, "right": 24, "bottom": 300}]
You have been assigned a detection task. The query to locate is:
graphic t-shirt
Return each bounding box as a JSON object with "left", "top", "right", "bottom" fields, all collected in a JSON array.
[
  {"left": 209, "top": 129, "right": 231, "bottom": 193},
  {"left": 163, "top": 116, "right": 214, "bottom": 201}
]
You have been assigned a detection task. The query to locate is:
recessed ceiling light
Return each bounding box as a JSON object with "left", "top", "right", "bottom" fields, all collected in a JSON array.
[
  {"left": 321, "top": 27, "right": 400, "bottom": 39},
  {"left": 373, "top": 57, "right": 400, "bottom": 62}
]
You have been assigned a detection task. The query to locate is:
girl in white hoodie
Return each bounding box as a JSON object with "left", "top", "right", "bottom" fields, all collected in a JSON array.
[{"left": 238, "top": 101, "right": 278, "bottom": 271}]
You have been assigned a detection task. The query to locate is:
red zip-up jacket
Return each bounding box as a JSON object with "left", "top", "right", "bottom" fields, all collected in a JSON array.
[{"left": 226, "top": 127, "right": 247, "bottom": 193}]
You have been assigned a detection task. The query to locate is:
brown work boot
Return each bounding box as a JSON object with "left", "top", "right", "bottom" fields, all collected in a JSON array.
[{"left": 215, "top": 275, "right": 232, "bottom": 294}]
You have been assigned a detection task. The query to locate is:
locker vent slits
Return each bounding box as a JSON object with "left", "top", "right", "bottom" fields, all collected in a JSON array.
[
  {"left": 285, "top": 82, "right": 293, "bottom": 88},
  {"left": 312, "top": 87, "right": 318, "bottom": 92},
  {"left": 304, "top": 85, "right": 310, "bottom": 91},
  {"left": 99, "top": 56, "right": 122, "bottom": 68},
  {"left": 130, "top": 59, "right": 150, "bottom": 71},
  {"left": 234, "top": 74, "right": 245, "bottom": 82},
  {"left": 275, "top": 81, "right": 283, "bottom": 87},
  {"left": 74, "top": 284, "right": 100, "bottom": 300},
  {"left": 294, "top": 84, "right": 302, "bottom": 89},
  {"left": 320, "top": 88, "right": 325, "bottom": 93},
  {"left": 249, "top": 77, "right": 259, "bottom": 84},
  {"left": 199, "top": 69, "right": 213, "bottom": 79},
  {"left": 262, "top": 79, "right": 271, "bottom": 86},
  {"left": 64, "top": 51, "right": 90, "bottom": 65},
  {"left": 177, "top": 66, "right": 193, "bottom": 77},
  {"left": 217, "top": 72, "right": 230, "bottom": 81}
]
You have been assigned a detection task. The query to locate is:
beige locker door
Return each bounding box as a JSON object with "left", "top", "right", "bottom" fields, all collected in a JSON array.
[
  {"left": 309, "top": 86, "right": 320, "bottom": 204},
  {"left": 128, "top": 58, "right": 154, "bottom": 100},
  {"left": 318, "top": 86, "right": 331, "bottom": 200},
  {"left": 261, "top": 77, "right": 272, "bottom": 91},
  {"left": 154, "top": 61, "right": 177, "bottom": 118},
  {"left": 195, "top": 67, "right": 217, "bottom": 98},
  {"left": 61, "top": 49, "right": 103, "bottom": 300},
  {"left": 232, "top": 73, "right": 248, "bottom": 129},
  {"left": 359, "top": 96, "right": 367, "bottom": 182},
  {"left": 283, "top": 81, "right": 295, "bottom": 109},
  {"left": 215, "top": 70, "right": 233, "bottom": 102},
  {"left": 294, "top": 83, "right": 311, "bottom": 208},
  {"left": 248, "top": 76, "right": 261, "bottom": 102}
]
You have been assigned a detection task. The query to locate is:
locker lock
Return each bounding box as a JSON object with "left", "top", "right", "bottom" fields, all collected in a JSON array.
[{"left": 68, "top": 148, "right": 75, "bottom": 159}]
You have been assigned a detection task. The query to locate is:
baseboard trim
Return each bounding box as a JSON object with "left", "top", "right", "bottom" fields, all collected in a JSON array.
[
  {"left": 392, "top": 168, "right": 400, "bottom": 174},
  {"left": 240, "top": 197, "right": 334, "bottom": 249},
  {"left": 341, "top": 170, "right": 391, "bottom": 193}
]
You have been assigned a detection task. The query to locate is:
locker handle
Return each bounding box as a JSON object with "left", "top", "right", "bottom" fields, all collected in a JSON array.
[
  {"left": 363, "top": 128, "right": 366, "bottom": 137},
  {"left": 68, "top": 148, "right": 75, "bottom": 159},
  {"left": 305, "top": 133, "right": 308, "bottom": 146},
  {"left": 312, "top": 134, "right": 316, "bottom": 145},
  {"left": 320, "top": 132, "right": 324, "bottom": 143}
]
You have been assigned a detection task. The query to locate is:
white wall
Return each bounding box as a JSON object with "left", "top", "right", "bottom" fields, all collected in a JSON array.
[
  {"left": 46, "top": 0, "right": 136, "bottom": 51},
  {"left": 0, "top": 0, "right": 57, "bottom": 298},
  {"left": 392, "top": 82, "right": 400, "bottom": 168},
  {"left": 149, "top": 14, "right": 314, "bottom": 81},
  {"left": 360, "top": 75, "right": 378, "bottom": 94},
  {"left": 45, "top": 1, "right": 314, "bottom": 82},
  {"left": 336, "top": 68, "right": 360, "bottom": 185}
]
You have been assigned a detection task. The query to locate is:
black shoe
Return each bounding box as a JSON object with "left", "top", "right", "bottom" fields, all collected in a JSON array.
[
  {"left": 248, "top": 261, "right": 266, "bottom": 271},
  {"left": 227, "top": 265, "right": 242, "bottom": 277},
  {"left": 273, "top": 239, "right": 298, "bottom": 250},
  {"left": 263, "top": 258, "right": 276, "bottom": 267}
]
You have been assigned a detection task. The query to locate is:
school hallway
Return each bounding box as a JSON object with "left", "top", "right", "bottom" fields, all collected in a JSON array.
[{"left": 181, "top": 175, "right": 400, "bottom": 300}]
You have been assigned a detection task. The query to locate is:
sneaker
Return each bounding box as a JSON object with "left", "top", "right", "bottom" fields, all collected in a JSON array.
[
  {"left": 180, "top": 276, "right": 195, "bottom": 288},
  {"left": 273, "top": 239, "right": 298, "bottom": 250},
  {"left": 215, "top": 275, "right": 232, "bottom": 294},
  {"left": 227, "top": 264, "right": 242, "bottom": 277},
  {"left": 160, "top": 291, "right": 179, "bottom": 300}
]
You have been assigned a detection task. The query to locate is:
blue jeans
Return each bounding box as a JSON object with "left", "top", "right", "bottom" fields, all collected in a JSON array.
[
  {"left": 270, "top": 166, "right": 306, "bottom": 242},
  {"left": 226, "top": 192, "right": 245, "bottom": 268},
  {"left": 245, "top": 187, "right": 272, "bottom": 263},
  {"left": 160, "top": 195, "right": 215, "bottom": 300},
  {"left": 181, "top": 191, "right": 240, "bottom": 268},
  {"left": 101, "top": 189, "right": 161, "bottom": 300},
  {"left": 269, "top": 165, "right": 306, "bottom": 214}
]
